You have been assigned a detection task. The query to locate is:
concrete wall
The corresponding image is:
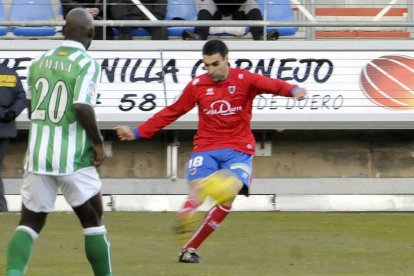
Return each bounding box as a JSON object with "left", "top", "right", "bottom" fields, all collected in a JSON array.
[
  {"left": 5, "top": 129, "right": 414, "bottom": 179},
  {"left": 3, "top": 40, "right": 414, "bottom": 211},
  {"left": 5, "top": 129, "right": 414, "bottom": 211}
]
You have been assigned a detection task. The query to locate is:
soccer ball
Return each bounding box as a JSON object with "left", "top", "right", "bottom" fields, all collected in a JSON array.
[{"left": 197, "top": 170, "right": 239, "bottom": 204}]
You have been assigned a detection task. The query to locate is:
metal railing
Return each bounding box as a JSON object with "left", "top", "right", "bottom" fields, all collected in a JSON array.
[
  {"left": 1, "top": 0, "right": 414, "bottom": 39},
  {"left": 0, "top": 20, "right": 413, "bottom": 28}
]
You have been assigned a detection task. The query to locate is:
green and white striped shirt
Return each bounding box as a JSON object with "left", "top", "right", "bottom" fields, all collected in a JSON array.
[{"left": 24, "top": 40, "right": 101, "bottom": 175}]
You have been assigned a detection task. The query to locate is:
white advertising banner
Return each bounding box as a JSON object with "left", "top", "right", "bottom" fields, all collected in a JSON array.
[{"left": 2, "top": 49, "right": 414, "bottom": 129}]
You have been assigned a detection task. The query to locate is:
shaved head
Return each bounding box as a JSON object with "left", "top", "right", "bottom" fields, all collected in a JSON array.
[{"left": 64, "top": 8, "right": 95, "bottom": 49}]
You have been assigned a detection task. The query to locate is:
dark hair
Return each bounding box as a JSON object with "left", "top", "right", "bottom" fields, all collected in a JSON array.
[{"left": 202, "top": 39, "right": 228, "bottom": 58}]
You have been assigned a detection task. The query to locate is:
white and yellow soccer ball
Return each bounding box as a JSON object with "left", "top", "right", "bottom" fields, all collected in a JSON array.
[{"left": 196, "top": 170, "right": 240, "bottom": 204}]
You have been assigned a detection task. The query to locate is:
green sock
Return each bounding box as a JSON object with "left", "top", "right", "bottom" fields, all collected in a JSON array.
[
  {"left": 6, "top": 226, "right": 38, "bottom": 276},
  {"left": 84, "top": 226, "right": 112, "bottom": 276}
]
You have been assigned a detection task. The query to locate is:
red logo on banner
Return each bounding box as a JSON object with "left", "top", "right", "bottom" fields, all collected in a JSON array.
[{"left": 360, "top": 55, "right": 414, "bottom": 110}]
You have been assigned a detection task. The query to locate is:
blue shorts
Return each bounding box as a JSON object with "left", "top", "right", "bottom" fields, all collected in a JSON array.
[{"left": 185, "top": 149, "right": 253, "bottom": 195}]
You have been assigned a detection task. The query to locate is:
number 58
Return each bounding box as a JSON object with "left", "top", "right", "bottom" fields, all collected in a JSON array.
[{"left": 118, "top": 93, "right": 157, "bottom": 112}]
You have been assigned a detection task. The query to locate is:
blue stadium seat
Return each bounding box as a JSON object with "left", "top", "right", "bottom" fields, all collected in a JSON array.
[
  {"left": 111, "top": 27, "right": 151, "bottom": 38},
  {"left": 210, "top": 0, "right": 295, "bottom": 38},
  {"left": 0, "top": 1, "right": 7, "bottom": 36},
  {"left": 132, "top": 28, "right": 150, "bottom": 37},
  {"left": 257, "top": 0, "right": 296, "bottom": 36},
  {"left": 166, "top": 0, "right": 197, "bottom": 36},
  {"left": 10, "top": 0, "right": 56, "bottom": 36}
]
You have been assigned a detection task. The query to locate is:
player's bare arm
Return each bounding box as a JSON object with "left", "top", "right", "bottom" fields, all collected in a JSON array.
[{"left": 74, "top": 103, "right": 105, "bottom": 166}]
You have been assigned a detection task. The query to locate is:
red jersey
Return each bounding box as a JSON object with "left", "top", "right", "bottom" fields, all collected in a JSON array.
[{"left": 138, "top": 68, "right": 297, "bottom": 154}]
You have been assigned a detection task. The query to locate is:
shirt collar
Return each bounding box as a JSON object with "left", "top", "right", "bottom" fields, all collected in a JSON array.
[
  {"left": 61, "top": 40, "right": 86, "bottom": 51},
  {"left": 220, "top": 67, "right": 233, "bottom": 84}
]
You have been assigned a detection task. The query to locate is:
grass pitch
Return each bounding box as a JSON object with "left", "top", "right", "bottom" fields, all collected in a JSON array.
[{"left": 2, "top": 211, "right": 414, "bottom": 275}]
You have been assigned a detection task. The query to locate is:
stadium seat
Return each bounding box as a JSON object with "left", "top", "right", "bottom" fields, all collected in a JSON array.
[
  {"left": 0, "top": 1, "right": 7, "bottom": 36},
  {"left": 10, "top": 0, "right": 56, "bottom": 36},
  {"left": 132, "top": 28, "right": 151, "bottom": 37},
  {"left": 256, "top": 0, "right": 296, "bottom": 36},
  {"left": 210, "top": 0, "right": 296, "bottom": 38},
  {"left": 166, "top": 0, "right": 197, "bottom": 36},
  {"left": 112, "top": 27, "right": 151, "bottom": 38},
  {"left": 315, "top": 7, "right": 409, "bottom": 39}
]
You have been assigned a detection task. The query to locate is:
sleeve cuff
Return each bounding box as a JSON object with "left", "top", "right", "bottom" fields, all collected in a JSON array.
[
  {"left": 290, "top": 86, "right": 299, "bottom": 95},
  {"left": 133, "top": 127, "right": 140, "bottom": 139}
]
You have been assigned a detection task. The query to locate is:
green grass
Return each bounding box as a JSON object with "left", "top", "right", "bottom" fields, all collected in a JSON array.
[{"left": 2, "top": 212, "right": 414, "bottom": 275}]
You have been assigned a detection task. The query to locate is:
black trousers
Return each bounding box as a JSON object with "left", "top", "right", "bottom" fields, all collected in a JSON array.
[
  {"left": 0, "top": 139, "right": 9, "bottom": 212},
  {"left": 195, "top": 8, "right": 264, "bottom": 40},
  {"left": 94, "top": 25, "right": 115, "bottom": 40}
]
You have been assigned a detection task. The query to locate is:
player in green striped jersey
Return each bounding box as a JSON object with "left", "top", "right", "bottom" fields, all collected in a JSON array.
[{"left": 6, "top": 8, "right": 112, "bottom": 276}]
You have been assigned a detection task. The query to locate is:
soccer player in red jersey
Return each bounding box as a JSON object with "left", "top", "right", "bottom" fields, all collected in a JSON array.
[{"left": 116, "top": 39, "right": 306, "bottom": 263}]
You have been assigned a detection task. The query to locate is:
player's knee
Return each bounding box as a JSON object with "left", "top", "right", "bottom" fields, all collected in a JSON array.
[
  {"left": 78, "top": 214, "right": 102, "bottom": 228},
  {"left": 19, "top": 205, "right": 48, "bottom": 233},
  {"left": 73, "top": 203, "right": 103, "bottom": 228},
  {"left": 198, "top": 170, "right": 242, "bottom": 204}
]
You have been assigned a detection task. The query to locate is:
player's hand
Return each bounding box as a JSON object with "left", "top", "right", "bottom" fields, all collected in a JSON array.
[
  {"left": 292, "top": 87, "right": 307, "bottom": 101},
  {"left": 115, "top": 125, "right": 136, "bottom": 141},
  {"left": 93, "top": 143, "right": 106, "bottom": 167},
  {"left": 87, "top": 8, "right": 100, "bottom": 17}
]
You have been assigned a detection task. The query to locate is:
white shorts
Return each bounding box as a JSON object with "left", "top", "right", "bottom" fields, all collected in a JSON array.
[{"left": 21, "top": 167, "right": 102, "bottom": 213}]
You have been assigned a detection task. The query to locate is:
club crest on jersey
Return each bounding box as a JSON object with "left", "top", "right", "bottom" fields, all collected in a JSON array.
[
  {"left": 228, "top": 86, "right": 236, "bottom": 94},
  {"left": 189, "top": 168, "right": 197, "bottom": 175}
]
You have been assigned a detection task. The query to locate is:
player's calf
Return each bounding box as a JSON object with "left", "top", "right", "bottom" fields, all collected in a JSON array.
[{"left": 173, "top": 211, "right": 201, "bottom": 244}]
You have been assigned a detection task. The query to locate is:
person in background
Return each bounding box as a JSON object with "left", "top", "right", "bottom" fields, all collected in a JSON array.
[
  {"left": 110, "top": 0, "right": 168, "bottom": 40},
  {"left": 5, "top": 8, "right": 112, "bottom": 276},
  {"left": 182, "top": 0, "right": 278, "bottom": 40},
  {"left": 61, "top": 0, "right": 115, "bottom": 40},
  {"left": 0, "top": 64, "right": 26, "bottom": 212},
  {"left": 116, "top": 39, "right": 306, "bottom": 263}
]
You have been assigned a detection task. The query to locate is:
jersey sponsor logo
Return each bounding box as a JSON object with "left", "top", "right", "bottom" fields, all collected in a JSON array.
[
  {"left": 203, "top": 100, "right": 242, "bottom": 116},
  {"left": 206, "top": 88, "right": 214, "bottom": 95},
  {"left": 58, "top": 51, "right": 68, "bottom": 56},
  {"left": 0, "top": 74, "right": 17, "bottom": 87},
  {"left": 228, "top": 86, "right": 236, "bottom": 94}
]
